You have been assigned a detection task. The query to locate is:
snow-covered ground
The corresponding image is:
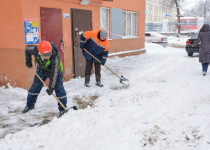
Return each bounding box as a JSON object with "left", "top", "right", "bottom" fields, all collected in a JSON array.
[
  {"left": 167, "top": 35, "right": 189, "bottom": 48},
  {"left": 0, "top": 42, "right": 210, "bottom": 150}
]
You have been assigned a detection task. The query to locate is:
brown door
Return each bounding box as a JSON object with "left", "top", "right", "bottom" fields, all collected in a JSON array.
[
  {"left": 40, "top": 7, "right": 64, "bottom": 67},
  {"left": 71, "top": 8, "right": 92, "bottom": 77}
]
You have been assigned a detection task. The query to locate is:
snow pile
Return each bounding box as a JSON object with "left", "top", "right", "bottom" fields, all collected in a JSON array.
[
  {"left": 167, "top": 36, "right": 189, "bottom": 48},
  {"left": 0, "top": 43, "right": 210, "bottom": 150}
]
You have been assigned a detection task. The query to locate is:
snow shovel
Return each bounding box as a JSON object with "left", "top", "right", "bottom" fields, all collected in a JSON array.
[
  {"left": 82, "top": 48, "right": 129, "bottom": 86},
  {"left": 31, "top": 68, "right": 77, "bottom": 117}
]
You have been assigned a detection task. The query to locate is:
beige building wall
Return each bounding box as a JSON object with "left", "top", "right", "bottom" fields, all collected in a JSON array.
[{"left": 146, "top": 0, "right": 176, "bottom": 23}]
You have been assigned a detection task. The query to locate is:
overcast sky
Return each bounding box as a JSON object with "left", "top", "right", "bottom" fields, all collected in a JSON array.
[{"left": 183, "top": 0, "right": 198, "bottom": 9}]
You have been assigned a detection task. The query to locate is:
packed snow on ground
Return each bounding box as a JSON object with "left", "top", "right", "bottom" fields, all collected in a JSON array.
[
  {"left": 167, "top": 35, "right": 189, "bottom": 48},
  {"left": 0, "top": 42, "right": 210, "bottom": 150}
]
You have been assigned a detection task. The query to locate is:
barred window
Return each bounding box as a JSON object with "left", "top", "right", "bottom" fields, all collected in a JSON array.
[
  {"left": 122, "top": 11, "right": 138, "bottom": 37},
  {"left": 100, "top": 7, "right": 110, "bottom": 37}
]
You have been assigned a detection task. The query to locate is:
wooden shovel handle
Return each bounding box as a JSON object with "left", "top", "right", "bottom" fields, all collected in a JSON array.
[
  {"left": 82, "top": 48, "right": 121, "bottom": 79},
  {"left": 31, "top": 68, "right": 66, "bottom": 110}
]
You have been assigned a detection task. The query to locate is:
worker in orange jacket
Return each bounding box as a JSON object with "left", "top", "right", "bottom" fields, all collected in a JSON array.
[{"left": 80, "top": 29, "right": 109, "bottom": 87}]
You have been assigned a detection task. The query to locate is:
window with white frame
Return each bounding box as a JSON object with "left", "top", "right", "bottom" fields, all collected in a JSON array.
[
  {"left": 122, "top": 11, "right": 138, "bottom": 37},
  {"left": 100, "top": 7, "right": 110, "bottom": 37}
]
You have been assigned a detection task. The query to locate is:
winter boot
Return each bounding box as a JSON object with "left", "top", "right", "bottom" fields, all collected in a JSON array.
[
  {"left": 22, "top": 105, "right": 34, "bottom": 113},
  {"left": 203, "top": 71, "right": 207, "bottom": 76},
  {"left": 95, "top": 75, "right": 103, "bottom": 87},
  {"left": 84, "top": 75, "right": 91, "bottom": 87}
]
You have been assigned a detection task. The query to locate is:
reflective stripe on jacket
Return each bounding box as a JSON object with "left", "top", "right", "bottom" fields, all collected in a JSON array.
[
  {"left": 25, "top": 43, "right": 62, "bottom": 89},
  {"left": 80, "top": 29, "right": 109, "bottom": 64}
]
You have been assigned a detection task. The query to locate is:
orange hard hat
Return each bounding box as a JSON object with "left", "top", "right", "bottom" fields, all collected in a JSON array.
[{"left": 38, "top": 40, "right": 52, "bottom": 57}]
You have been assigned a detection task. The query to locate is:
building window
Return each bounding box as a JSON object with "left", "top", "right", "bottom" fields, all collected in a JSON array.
[
  {"left": 122, "top": 11, "right": 138, "bottom": 37},
  {"left": 100, "top": 7, "right": 110, "bottom": 37}
]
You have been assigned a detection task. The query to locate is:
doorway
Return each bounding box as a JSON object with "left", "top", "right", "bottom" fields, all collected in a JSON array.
[
  {"left": 40, "top": 7, "right": 64, "bottom": 67},
  {"left": 71, "top": 8, "right": 92, "bottom": 77}
]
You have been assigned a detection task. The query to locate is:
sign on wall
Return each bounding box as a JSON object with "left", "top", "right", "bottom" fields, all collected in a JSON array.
[
  {"left": 165, "top": 14, "right": 171, "bottom": 17},
  {"left": 24, "top": 18, "right": 39, "bottom": 44},
  {"left": 63, "top": 13, "right": 70, "bottom": 18}
]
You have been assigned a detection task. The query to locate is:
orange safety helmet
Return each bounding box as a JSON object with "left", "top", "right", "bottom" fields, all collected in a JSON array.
[{"left": 38, "top": 40, "right": 52, "bottom": 57}]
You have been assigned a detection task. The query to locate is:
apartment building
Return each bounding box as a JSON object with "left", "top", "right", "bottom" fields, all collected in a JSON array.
[
  {"left": 0, "top": 0, "right": 146, "bottom": 89},
  {"left": 146, "top": 0, "right": 176, "bottom": 23}
]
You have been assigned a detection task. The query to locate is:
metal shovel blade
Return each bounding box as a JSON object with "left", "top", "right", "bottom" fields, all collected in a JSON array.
[
  {"left": 120, "top": 75, "right": 129, "bottom": 86},
  {"left": 59, "top": 106, "right": 78, "bottom": 117}
]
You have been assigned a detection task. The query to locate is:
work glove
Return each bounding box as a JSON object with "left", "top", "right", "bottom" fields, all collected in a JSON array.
[
  {"left": 101, "top": 61, "right": 105, "bottom": 66},
  {"left": 26, "top": 61, "right": 32, "bottom": 68},
  {"left": 46, "top": 88, "right": 53, "bottom": 95}
]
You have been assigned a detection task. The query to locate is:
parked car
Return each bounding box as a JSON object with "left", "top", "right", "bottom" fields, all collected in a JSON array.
[
  {"left": 145, "top": 32, "right": 168, "bottom": 47},
  {"left": 185, "top": 33, "right": 199, "bottom": 57}
]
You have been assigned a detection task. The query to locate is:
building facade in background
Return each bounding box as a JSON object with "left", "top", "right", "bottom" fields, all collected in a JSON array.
[
  {"left": 145, "top": 0, "right": 177, "bottom": 32},
  {"left": 179, "top": 17, "right": 198, "bottom": 31},
  {"left": 145, "top": 0, "right": 176, "bottom": 23},
  {"left": 0, "top": 0, "right": 146, "bottom": 89}
]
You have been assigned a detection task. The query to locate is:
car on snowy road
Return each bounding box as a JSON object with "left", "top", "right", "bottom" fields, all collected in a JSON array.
[
  {"left": 145, "top": 32, "right": 168, "bottom": 47},
  {"left": 185, "top": 32, "right": 199, "bottom": 57}
]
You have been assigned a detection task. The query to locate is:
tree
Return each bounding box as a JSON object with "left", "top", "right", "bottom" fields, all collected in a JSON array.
[
  {"left": 185, "top": 0, "right": 210, "bottom": 20},
  {"left": 160, "top": 0, "right": 185, "bottom": 36}
]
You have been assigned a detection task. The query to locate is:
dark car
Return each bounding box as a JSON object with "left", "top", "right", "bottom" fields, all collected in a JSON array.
[{"left": 185, "top": 33, "right": 199, "bottom": 57}]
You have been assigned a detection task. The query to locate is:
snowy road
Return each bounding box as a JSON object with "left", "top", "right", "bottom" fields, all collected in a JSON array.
[{"left": 0, "top": 43, "right": 210, "bottom": 150}]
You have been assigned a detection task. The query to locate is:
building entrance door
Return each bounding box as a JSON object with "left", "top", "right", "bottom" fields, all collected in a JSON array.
[
  {"left": 71, "top": 8, "right": 92, "bottom": 77},
  {"left": 40, "top": 7, "right": 64, "bottom": 67}
]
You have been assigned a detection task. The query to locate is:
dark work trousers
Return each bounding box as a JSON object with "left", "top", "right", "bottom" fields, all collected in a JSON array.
[
  {"left": 26, "top": 68, "right": 67, "bottom": 112},
  {"left": 85, "top": 59, "right": 101, "bottom": 76},
  {"left": 202, "top": 63, "right": 209, "bottom": 72}
]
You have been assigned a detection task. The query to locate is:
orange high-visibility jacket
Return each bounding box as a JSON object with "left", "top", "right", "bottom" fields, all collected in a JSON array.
[{"left": 80, "top": 29, "right": 109, "bottom": 64}]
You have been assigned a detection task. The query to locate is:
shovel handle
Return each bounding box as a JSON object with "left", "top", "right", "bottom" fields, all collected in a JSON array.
[
  {"left": 82, "top": 48, "right": 121, "bottom": 79},
  {"left": 104, "top": 65, "right": 121, "bottom": 79},
  {"left": 31, "top": 68, "right": 66, "bottom": 110},
  {"left": 83, "top": 48, "right": 102, "bottom": 64}
]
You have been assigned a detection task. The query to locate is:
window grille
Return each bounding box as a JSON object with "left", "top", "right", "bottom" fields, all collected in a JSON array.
[
  {"left": 100, "top": 7, "right": 110, "bottom": 37},
  {"left": 122, "top": 11, "right": 138, "bottom": 37}
]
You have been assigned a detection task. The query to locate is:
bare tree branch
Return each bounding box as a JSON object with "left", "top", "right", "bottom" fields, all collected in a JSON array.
[{"left": 184, "top": 0, "right": 210, "bottom": 19}]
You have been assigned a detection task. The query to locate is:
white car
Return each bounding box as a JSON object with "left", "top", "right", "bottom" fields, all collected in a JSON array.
[{"left": 145, "top": 32, "right": 168, "bottom": 46}]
